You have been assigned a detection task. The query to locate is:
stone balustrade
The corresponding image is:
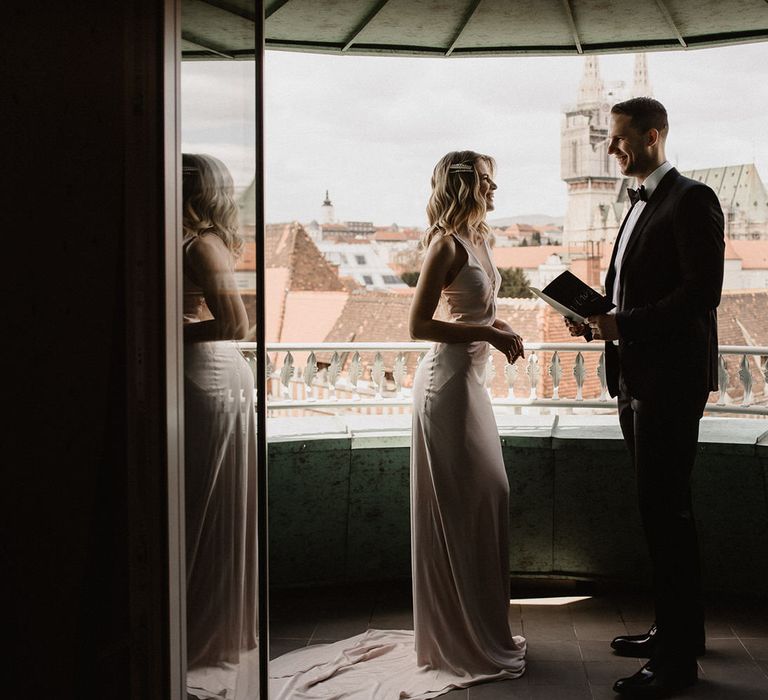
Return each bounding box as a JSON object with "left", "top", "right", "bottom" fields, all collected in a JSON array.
[{"left": 237, "top": 342, "right": 768, "bottom": 416}]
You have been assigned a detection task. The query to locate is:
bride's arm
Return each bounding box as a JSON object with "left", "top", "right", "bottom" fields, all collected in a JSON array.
[
  {"left": 492, "top": 318, "right": 525, "bottom": 359},
  {"left": 184, "top": 235, "right": 250, "bottom": 343},
  {"left": 409, "top": 236, "right": 522, "bottom": 361}
]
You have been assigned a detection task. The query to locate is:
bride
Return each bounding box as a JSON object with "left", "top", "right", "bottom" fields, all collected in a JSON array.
[
  {"left": 409, "top": 150, "right": 527, "bottom": 677},
  {"left": 269, "top": 150, "right": 526, "bottom": 699}
]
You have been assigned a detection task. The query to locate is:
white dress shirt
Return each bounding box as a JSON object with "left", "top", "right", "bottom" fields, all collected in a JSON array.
[{"left": 611, "top": 160, "right": 674, "bottom": 311}]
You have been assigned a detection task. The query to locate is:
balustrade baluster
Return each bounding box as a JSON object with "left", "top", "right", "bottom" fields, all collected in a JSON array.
[
  {"left": 372, "top": 352, "right": 385, "bottom": 399},
  {"left": 717, "top": 354, "right": 728, "bottom": 406},
  {"left": 393, "top": 352, "right": 406, "bottom": 397},
  {"left": 739, "top": 354, "right": 753, "bottom": 406},
  {"left": 280, "top": 351, "right": 294, "bottom": 400},
  {"left": 348, "top": 351, "right": 362, "bottom": 400},
  {"left": 549, "top": 351, "right": 561, "bottom": 400},
  {"left": 597, "top": 352, "right": 608, "bottom": 401},
  {"left": 527, "top": 352, "right": 539, "bottom": 400},
  {"left": 762, "top": 357, "right": 768, "bottom": 386},
  {"left": 304, "top": 351, "right": 317, "bottom": 401},
  {"left": 485, "top": 355, "right": 496, "bottom": 397},
  {"left": 504, "top": 361, "right": 517, "bottom": 399},
  {"left": 574, "top": 352, "right": 585, "bottom": 401},
  {"left": 328, "top": 351, "right": 341, "bottom": 401}
]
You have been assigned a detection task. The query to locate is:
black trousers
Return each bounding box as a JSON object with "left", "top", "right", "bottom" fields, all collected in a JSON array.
[{"left": 617, "top": 376, "right": 708, "bottom": 662}]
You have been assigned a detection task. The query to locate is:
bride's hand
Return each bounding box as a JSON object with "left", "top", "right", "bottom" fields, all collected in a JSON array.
[{"left": 489, "top": 327, "right": 525, "bottom": 363}]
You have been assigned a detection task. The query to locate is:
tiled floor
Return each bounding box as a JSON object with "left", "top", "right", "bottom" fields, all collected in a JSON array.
[{"left": 270, "top": 579, "right": 768, "bottom": 699}]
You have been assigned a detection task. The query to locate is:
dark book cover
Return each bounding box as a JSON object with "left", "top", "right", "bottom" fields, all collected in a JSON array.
[{"left": 529, "top": 270, "right": 614, "bottom": 322}]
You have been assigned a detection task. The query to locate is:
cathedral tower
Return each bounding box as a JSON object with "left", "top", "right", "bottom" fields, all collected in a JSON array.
[
  {"left": 561, "top": 56, "right": 621, "bottom": 246},
  {"left": 632, "top": 53, "right": 652, "bottom": 97}
]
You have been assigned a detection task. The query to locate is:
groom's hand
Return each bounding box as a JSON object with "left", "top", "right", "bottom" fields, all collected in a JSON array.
[
  {"left": 564, "top": 318, "right": 594, "bottom": 342},
  {"left": 586, "top": 314, "right": 619, "bottom": 342},
  {"left": 565, "top": 319, "right": 588, "bottom": 336}
]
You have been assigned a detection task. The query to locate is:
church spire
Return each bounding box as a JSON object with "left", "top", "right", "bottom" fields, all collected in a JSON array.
[
  {"left": 576, "top": 55, "right": 605, "bottom": 106},
  {"left": 321, "top": 190, "right": 335, "bottom": 224},
  {"left": 632, "top": 53, "right": 653, "bottom": 97}
]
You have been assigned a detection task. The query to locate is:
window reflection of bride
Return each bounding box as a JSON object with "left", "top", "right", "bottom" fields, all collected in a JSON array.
[{"left": 181, "top": 153, "right": 258, "bottom": 699}]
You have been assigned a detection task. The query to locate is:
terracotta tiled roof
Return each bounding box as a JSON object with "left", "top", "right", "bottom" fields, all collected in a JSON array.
[
  {"left": 724, "top": 237, "right": 740, "bottom": 261},
  {"left": 324, "top": 289, "right": 418, "bottom": 345},
  {"left": 601, "top": 242, "right": 614, "bottom": 270},
  {"left": 501, "top": 224, "right": 537, "bottom": 237},
  {"left": 492, "top": 245, "right": 566, "bottom": 270},
  {"left": 320, "top": 289, "right": 422, "bottom": 377},
  {"left": 729, "top": 240, "right": 768, "bottom": 269},
  {"left": 235, "top": 239, "right": 256, "bottom": 271},
  {"left": 265, "top": 268, "right": 290, "bottom": 342},
  {"left": 258, "top": 222, "right": 347, "bottom": 342},
  {"left": 278, "top": 290, "right": 351, "bottom": 367},
  {"left": 265, "top": 222, "right": 345, "bottom": 291},
  {"left": 265, "top": 223, "right": 295, "bottom": 267},
  {"left": 716, "top": 290, "right": 768, "bottom": 405},
  {"left": 717, "top": 290, "right": 768, "bottom": 346},
  {"left": 320, "top": 291, "right": 606, "bottom": 399},
  {"left": 373, "top": 229, "right": 422, "bottom": 242},
  {"left": 282, "top": 291, "right": 350, "bottom": 344}
]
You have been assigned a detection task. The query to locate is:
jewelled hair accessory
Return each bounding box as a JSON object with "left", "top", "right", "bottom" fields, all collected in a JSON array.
[{"left": 448, "top": 162, "right": 474, "bottom": 173}]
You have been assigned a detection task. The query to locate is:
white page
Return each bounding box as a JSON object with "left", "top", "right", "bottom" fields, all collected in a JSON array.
[{"left": 529, "top": 287, "right": 588, "bottom": 323}]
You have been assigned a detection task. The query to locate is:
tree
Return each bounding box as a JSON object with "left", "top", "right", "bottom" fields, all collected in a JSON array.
[
  {"left": 401, "top": 270, "right": 420, "bottom": 287},
  {"left": 497, "top": 267, "right": 533, "bottom": 298},
  {"left": 392, "top": 245, "right": 424, "bottom": 273}
]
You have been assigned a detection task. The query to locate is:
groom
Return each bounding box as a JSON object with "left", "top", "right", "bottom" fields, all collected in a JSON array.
[{"left": 569, "top": 97, "right": 724, "bottom": 696}]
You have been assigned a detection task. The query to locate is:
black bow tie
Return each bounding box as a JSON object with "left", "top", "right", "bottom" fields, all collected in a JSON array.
[{"left": 627, "top": 185, "right": 648, "bottom": 205}]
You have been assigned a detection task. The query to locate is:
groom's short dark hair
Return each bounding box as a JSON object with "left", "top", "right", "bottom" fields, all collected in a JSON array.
[{"left": 611, "top": 97, "right": 668, "bottom": 134}]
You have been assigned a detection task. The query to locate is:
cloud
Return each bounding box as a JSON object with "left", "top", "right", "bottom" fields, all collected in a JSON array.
[{"left": 181, "top": 43, "right": 768, "bottom": 226}]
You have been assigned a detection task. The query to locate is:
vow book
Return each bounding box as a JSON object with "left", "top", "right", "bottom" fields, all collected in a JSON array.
[{"left": 529, "top": 270, "right": 614, "bottom": 323}]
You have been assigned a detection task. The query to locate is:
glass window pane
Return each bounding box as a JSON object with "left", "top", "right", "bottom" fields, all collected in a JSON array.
[{"left": 180, "top": 13, "right": 259, "bottom": 698}]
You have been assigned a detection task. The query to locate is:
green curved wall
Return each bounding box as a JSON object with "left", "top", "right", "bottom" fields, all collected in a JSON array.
[{"left": 267, "top": 417, "right": 768, "bottom": 597}]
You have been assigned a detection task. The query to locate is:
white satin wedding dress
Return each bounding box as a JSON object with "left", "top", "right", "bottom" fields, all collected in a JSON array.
[{"left": 269, "top": 232, "right": 526, "bottom": 699}]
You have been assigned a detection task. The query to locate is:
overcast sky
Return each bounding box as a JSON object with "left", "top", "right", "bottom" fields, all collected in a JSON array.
[{"left": 181, "top": 42, "right": 768, "bottom": 228}]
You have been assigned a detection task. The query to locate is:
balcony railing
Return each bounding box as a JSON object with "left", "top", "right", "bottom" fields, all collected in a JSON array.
[{"left": 238, "top": 342, "right": 768, "bottom": 417}]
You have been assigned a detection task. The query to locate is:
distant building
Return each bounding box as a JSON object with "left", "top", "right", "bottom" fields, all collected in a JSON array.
[
  {"left": 561, "top": 54, "right": 768, "bottom": 248},
  {"left": 493, "top": 223, "right": 562, "bottom": 247},
  {"left": 682, "top": 164, "right": 768, "bottom": 240},
  {"left": 315, "top": 239, "right": 408, "bottom": 291},
  {"left": 560, "top": 55, "right": 625, "bottom": 247},
  {"left": 492, "top": 245, "right": 567, "bottom": 290},
  {"left": 320, "top": 189, "right": 335, "bottom": 224}
]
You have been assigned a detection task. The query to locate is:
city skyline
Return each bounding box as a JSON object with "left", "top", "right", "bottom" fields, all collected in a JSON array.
[{"left": 181, "top": 42, "right": 768, "bottom": 228}]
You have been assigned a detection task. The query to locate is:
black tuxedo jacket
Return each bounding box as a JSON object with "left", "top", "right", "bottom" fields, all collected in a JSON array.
[{"left": 604, "top": 168, "right": 725, "bottom": 401}]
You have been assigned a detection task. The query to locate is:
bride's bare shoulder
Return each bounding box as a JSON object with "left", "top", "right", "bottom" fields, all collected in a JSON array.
[{"left": 426, "top": 232, "right": 458, "bottom": 258}]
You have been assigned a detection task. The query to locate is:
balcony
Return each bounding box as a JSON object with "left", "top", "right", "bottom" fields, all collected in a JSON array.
[
  {"left": 269, "top": 580, "right": 768, "bottom": 699},
  {"left": 257, "top": 340, "right": 767, "bottom": 696},
  {"left": 236, "top": 342, "right": 767, "bottom": 599}
]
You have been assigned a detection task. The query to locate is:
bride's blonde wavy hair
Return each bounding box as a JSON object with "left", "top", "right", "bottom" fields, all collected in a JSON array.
[
  {"left": 182, "top": 153, "right": 243, "bottom": 258},
  {"left": 422, "top": 150, "right": 496, "bottom": 248}
]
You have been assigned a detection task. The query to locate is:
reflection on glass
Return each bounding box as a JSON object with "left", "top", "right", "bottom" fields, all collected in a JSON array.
[{"left": 182, "top": 154, "right": 259, "bottom": 699}]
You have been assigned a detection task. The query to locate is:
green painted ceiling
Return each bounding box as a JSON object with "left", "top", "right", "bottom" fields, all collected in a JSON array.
[{"left": 182, "top": 0, "right": 768, "bottom": 59}]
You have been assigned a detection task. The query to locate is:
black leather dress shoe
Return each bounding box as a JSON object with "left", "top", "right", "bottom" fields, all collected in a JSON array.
[
  {"left": 611, "top": 624, "right": 705, "bottom": 658},
  {"left": 613, "top": 659, "right": 698, "bottom": 697}
]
